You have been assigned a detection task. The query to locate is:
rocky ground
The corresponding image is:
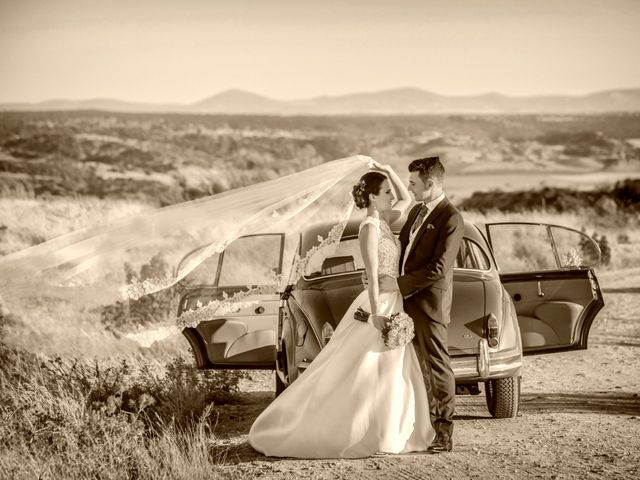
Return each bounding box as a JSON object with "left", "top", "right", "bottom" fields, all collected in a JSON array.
[{"left": 201, "top": 268, "right": 640, "bottom": 479}]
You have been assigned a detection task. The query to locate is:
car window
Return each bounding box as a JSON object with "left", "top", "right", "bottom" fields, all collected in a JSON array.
[
  {"left": 179, "top": 250, "right": 221, "bottom": 287},
  {"left": 487, "top": 224, "right": 558, "bottom": 273},
  {"left": 550, "top": 226, "right": 600, "bottom": 268},
  {"left": 487, "top": 223, "right": 601, "bottom": 273},
  {"left": 305, "top": 238, "right": 364, "bottom": 277},
  {"left": 218, "top": 235, "right": 284, "bottom": 286},
  {"left": 455, "top": 239, "right": 491, "bottom": 270}
]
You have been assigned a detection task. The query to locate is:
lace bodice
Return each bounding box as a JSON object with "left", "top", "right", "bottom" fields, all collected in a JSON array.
[{"left": 359, "top": 216, "right": 401, "bottom": 278}]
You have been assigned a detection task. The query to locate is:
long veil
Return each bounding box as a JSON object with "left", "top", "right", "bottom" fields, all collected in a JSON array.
[{"left": 0, "top": 155, "right": 375, "bottom": 353}]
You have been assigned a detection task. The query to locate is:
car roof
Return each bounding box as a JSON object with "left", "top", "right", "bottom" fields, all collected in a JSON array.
[{"left": 300, "top": 216, "right": 486, "bottom": 256}]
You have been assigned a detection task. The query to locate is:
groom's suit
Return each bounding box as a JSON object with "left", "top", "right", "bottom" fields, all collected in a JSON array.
[{"left": 397, "top": 196, "right": 464, "bottom": 441}]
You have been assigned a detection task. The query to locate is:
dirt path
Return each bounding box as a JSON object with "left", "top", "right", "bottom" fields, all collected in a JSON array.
[{"left": 208, "top": 289, "right": 640, "bottom": 479}]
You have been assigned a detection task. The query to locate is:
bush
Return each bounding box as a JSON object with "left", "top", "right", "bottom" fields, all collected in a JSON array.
[
  {"left": 100, "top": 253, "right": 179, "bottom": 333},
  {"left": 537, "top": 130, "right": 609, "bottom": 148},
  {"left": 461, "top": 181, "right": 640, "bottom": 217},
  {"left": 0, "top": 339, "right": 249, "bottom": 478},
  {"left": 617, "top": 232, "right": 630, "bottom": 244},
  {"left": 592, "top": 233, "right": 612, "bottom": 266},
  {"left": 613, "top": 179, "right": 640, "bottom": 208}
]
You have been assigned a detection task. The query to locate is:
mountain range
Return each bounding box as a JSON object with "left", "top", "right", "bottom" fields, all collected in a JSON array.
[{"left": 2, "top": 87, "right": 640, "bottom": 115}]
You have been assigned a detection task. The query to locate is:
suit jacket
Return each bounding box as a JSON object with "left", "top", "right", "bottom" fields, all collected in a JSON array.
[{"left": 397, "top": 197, "right": 464, "bottom": 324}]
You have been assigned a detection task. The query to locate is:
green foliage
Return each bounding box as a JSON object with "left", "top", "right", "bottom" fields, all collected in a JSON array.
[
  {"left": 579, "top": 228, "right": 612, "bottom": 266},
  {"left": 537, "top": 130, "right": 610, "bottom": 148},
  {"left": 0, "top": 339, "right": 248, "bottom": 478},
  {"left": 100, "top": 254, "right": 179, "bottom": 333},
  {"left": 2, "top": 132, "right": 80, "bottom": 159},
  {"left": 612, "top": 179, "right": 640, "bottom": 208},
  {"left": 2, "top": 111, "right": 640, "bottom": 207},
  {"left": 461, "top": 181, "right": 640, "bottom": 217},
  {"left": 592, "top": 232, "right": 612, "bottom": 266},
  {"left": 617, "top": 232, "right": 630, "bottom": 244}
]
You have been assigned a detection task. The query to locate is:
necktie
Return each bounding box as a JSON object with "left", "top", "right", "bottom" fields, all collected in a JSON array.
[{"left": 410, "top": 203, "right": 429, "bottom": 236}]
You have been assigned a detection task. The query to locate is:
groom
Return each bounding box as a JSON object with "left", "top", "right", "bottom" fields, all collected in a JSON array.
[{"left": 380, "top": 156, "right": 464, "bottom": 453}]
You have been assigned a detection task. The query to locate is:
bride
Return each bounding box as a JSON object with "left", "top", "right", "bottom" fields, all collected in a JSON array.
[{"left": 248, "top": 165, "right": 435, "bottom": 458}]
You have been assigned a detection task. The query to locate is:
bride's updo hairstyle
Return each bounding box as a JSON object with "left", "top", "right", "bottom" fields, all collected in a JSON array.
[{"left": 352, "top": 172, "right": 387, "bottom": 209}]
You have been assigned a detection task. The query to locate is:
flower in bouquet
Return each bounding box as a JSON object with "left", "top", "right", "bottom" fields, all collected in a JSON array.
[
  {"left": 354, "top": 307, "right": 414, "bottom": 349},
  {"left": 381, "top": 312, "right": 415, "bottom": 349}
]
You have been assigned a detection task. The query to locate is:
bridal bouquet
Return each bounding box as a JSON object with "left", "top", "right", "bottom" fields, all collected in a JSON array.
[{"left": 354, "top": 307, "right": 415, "bottom": 349}]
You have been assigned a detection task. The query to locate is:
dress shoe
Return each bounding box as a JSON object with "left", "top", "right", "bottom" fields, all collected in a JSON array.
[{"left": 426, "top": 436, "right": 452, "bottom": 454}]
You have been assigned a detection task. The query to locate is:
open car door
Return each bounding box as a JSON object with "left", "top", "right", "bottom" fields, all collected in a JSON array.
[
  {"left": 177, "top": 233, "right": 285, "bottom": 369},
  {"left": 485, "top": 222, "right": 604, "bottom": 355}
]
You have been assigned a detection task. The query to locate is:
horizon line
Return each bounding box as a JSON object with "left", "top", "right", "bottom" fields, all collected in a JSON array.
[{"left": 2, "top": 85, "right": 640, "bottom": 106}]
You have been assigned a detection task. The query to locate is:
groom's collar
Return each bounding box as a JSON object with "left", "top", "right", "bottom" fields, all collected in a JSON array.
[{"left": 422, "top": 192, "right": 445, "bottom": 212}]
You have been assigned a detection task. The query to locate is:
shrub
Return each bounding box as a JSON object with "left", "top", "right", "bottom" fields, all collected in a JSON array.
[
  {"left": 590, "top": 231, "right": 612, "bottom": 266},
  {"left": 613, "top": 179, "right": 640, "bottom": 208},
  {"left": 617, "top": 232, "right": 630, "bottom": 244},
  {"left": 100, "top": 253, "right": 179, "bottom": 333},
  {"left": 0, "top": 339, "right": 249, "bottom": 478}
]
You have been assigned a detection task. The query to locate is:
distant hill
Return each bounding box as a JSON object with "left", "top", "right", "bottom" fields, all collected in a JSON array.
[
  {"left": 2, "top": 87, "right": 640, "bottom": 114},
  {"left": 190, "top": 90, "right": 296, "bottom": 114}
]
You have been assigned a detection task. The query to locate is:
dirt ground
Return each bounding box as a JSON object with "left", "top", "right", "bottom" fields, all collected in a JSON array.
[{"left": 208, "top": 269, "right": 640, "bottom": 480}]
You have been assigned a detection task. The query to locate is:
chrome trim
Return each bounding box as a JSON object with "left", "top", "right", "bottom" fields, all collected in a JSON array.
[
  {"left": 477, "top": 339, "right": 490, "bottom": 379},
  {"left": 451, "top": 348, "right": 522, "bottom": 380}
]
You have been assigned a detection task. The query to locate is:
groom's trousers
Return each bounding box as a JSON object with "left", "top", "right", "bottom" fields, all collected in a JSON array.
[{"left": 409, "top": 310, "right": 456, "bottom": 439}]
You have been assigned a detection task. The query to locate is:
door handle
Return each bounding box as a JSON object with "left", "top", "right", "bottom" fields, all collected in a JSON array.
[{"left": 537, "top": 281, "right": 545, "bottom": 297}]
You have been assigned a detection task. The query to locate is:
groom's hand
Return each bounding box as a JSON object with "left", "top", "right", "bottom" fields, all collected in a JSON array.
[{"left": 379, "top": 274, "right": 399, "bottom": 293}]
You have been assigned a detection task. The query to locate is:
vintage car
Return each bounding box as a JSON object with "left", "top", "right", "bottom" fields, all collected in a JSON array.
[{"left": 177, "top": 218, "right": 604, "bottom": 418}]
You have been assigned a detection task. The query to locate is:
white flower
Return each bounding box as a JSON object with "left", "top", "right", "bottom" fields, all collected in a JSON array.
[{"left": 381, "top": 312, "right": 415, "bottom": 349}]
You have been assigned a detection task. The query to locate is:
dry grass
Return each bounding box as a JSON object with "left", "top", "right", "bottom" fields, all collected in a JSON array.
[
  {"left": 1, "top": 190, "right": 638, "bottom": 478},
  {"left": 0, "top": 336, "right": 248, "bottom": 480},
  {"left": 0, "top": 195, "right": 153, "bottom": 256}
]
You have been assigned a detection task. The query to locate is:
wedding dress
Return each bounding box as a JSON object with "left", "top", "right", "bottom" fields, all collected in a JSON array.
[{"left": 248, "top": 216, "right": 434, "bottom": 458}]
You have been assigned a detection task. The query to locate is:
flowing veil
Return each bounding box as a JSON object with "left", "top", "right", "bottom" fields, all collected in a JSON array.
[{"left": 0, "top": 155, "right": 375, "bottom": 352}]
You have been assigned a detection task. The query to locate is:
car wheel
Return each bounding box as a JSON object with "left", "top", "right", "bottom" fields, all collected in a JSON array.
[
  {"left": 275, "top": 372, "right": 286, "bottom": 397},
  {"left": 485, "top": 376, "right": 521, "bottom": 418}
]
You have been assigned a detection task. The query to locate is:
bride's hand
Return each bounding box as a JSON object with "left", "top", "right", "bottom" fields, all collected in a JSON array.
[
  {"left": 371, "top": 314, "right": 388, "bottom": 331},
  {"left": 368, "top": 159, "right": 391, "bottom": 172}
]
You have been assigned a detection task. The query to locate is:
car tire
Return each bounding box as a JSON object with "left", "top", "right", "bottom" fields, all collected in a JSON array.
[
  {"left": 275, "top": 372, "right": 286, "bottom": 397},
  {"left": 485, "top": 376, "right": 521, "bottom": 418}
]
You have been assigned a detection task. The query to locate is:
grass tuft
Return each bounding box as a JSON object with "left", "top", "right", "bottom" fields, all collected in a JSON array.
[{"left": 0, "top": 337, "right": 249, "bottom": 479}]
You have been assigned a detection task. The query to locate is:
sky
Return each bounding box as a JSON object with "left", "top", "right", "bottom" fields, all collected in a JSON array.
[{"left": 0, "top": 0, "right": 639, "bottom": 103}]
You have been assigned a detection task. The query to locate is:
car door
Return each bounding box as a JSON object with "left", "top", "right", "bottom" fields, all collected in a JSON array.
[
  {"left": 485, "top": 222, "right": 604, "bottom": 354},
  {"left": 177, "top": 233, "right": 285, "bottom": 368}
]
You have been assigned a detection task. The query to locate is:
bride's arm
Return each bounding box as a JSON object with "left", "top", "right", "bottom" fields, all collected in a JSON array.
[
  {"left": 359, "top": 224, "right": 384, "bottom": 331},
  {"left": 373, "top": 163, "right": 411, "bottom": 222}
]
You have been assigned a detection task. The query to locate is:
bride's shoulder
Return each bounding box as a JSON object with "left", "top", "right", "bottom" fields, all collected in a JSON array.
[{"left": 359, "top": 216, "right": 382, "bottom": 236}]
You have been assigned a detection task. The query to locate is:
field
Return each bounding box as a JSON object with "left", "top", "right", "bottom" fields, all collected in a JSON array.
[
  {"left": 1, "top": 112, "right": 639, "bottom": 479},
  {"left": 2, "top": 111, "right": 640, "bottom": 203}
]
